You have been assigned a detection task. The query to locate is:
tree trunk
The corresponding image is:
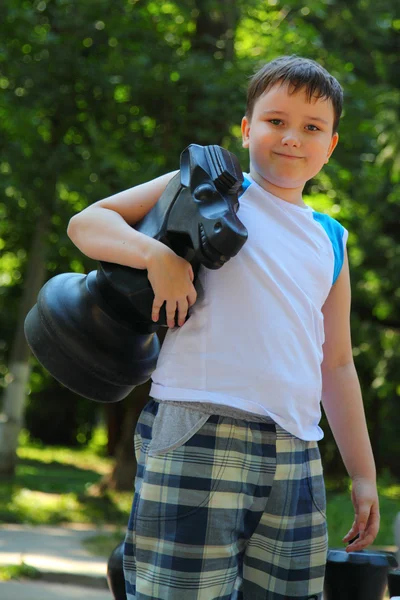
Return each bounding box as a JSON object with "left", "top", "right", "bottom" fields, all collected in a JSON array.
[
  {"left": 109, "top": 383, "right": 150, "bottom": 491},
  {"left": 0, "top": 213, "right": 50, "bottom": 476},
  {"left": 96, "top": 330, "right": 168, "bottom": 492},
  {"left": 105, "top": 401, "right": 126, "bottom": 456},
  {"left": 192, "top": 0, "right": 240, "bottom": 58},
  {"left": 94, "top": 380, "right": 152, "bottom": 492},
  {"left": 174, "top": 0, "right": 241, "bottom": 151}
]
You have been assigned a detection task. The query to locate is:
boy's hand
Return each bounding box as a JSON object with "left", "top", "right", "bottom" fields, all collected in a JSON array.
[
  {"left": 147, "top": 244, "right": 197, "bottom": 328},
  {"left": 342, "top": 477, "right": 380, "bottom": 552}
]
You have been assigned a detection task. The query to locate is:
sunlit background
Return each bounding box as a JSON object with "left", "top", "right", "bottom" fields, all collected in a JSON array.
[{"left": 0, "top": 0, "right": 398, "bottom": 552}]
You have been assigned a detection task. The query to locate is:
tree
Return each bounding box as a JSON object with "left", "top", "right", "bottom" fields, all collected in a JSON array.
[
  {"left": 0, "top": 0, "right": 398, "bottom": 483},
  {"left": 0, "top": 0, "right": 247, "bottom": 477},
  {"left": 0, "top": 0, "right": 175, "bottom": 474}
]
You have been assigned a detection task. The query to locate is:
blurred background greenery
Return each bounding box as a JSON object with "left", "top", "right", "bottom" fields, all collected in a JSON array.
[{"left": 0, "top": 0, "right": 398, "bottom": 548}]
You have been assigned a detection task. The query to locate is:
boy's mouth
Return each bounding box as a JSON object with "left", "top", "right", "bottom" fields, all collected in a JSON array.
[{"left": 274, "top": 152, "right": 303, "bottom": 160}]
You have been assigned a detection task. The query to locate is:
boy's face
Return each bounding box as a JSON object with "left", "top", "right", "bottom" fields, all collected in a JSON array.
[{"left": 241, "top": 82, "right": 339, "bottom": 203}]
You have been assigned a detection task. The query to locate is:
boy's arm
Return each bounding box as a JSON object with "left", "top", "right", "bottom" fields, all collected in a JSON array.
[
  {"left": 320, "top": 250, "right": 380, "bottom": 551},
  {"left": 67, "top": 170, "right": 197, "bottom": 328},
  {"left": 67, "top": 170, "right": 179, "bottom": 268}
]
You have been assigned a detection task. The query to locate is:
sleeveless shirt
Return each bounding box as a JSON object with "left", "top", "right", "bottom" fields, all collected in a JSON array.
[{"left": 150, "top": 174, "right": 348, "bottom": 441}]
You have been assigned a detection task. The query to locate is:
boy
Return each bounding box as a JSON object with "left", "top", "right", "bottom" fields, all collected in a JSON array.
[{"left": 68, "top": 56, "right": 380, "bottom": 599}]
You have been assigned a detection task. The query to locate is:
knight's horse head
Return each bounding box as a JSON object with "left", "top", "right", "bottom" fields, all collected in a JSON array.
[
  {"left": 168, "top": 144, "right": 248, "bottom": 269},
  {"left": 97, "top": 144, "right": 248, "bottom": 326},
  {"left": 24, "top": 144, "right": 248, "bottom": 403},
  {"left": 130, "top": 144, "right": 247, "bottom": 269}
]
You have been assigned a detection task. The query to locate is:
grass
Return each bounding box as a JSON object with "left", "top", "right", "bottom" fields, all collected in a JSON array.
[
  {"left": 0, "top": 429, "right": 399, "bottom": 556},
  {"left": 0, "top": 562, "right": 41, "bottom": 582},
  {"left": 0, "top": 428, "right": 133, "bottom": 527},
  {"left": 83, "top": 480, "right": 400, "bottom": 558},
  {"left": 82, "top": 530, "right": 125, "bottom": 557}
]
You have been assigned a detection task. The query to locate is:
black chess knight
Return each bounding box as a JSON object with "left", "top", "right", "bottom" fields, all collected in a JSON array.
[{"left": 24, "top": 144, "right": 248, "bottom": 403}]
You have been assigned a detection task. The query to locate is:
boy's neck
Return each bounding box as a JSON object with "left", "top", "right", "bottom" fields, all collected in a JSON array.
[{"left": 249, "top": 169, "right": 308, "bottom": 209}]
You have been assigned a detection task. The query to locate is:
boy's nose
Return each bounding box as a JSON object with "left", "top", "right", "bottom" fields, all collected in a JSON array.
[{"left": 281, "top": 133, "right": 300, "bottom": 147}]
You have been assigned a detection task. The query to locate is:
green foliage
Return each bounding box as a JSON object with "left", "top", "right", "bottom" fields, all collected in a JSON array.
[
  {"left": 82, "top": 530, "right": 125, "bottom": 557},
  {"left": 0, "top": 434, "right": 131, "bottom": 525},
  {"left": 24, "top": 379, "right": 98, "bottom": 446},
  {"left": 1, "top": 437, "right": 398, "bottom": 550},
  {"left": 0, "top": 0, "right": 398, "bottom": 473},
  {"left": 0, "top": 561, "right": 41, "bottom": 582}
]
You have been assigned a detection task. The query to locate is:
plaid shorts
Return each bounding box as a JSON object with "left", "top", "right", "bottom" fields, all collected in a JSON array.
[{"left": 124, "top": 399, "right": 327, "bottom": 599}]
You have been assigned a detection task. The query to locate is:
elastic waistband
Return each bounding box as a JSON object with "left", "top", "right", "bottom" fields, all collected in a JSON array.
[{"left": 155, "top": 398, "right": 276, "bottom": 424}]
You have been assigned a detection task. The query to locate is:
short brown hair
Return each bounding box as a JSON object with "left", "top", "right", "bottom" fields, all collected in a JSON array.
[{"left": 246, "top": 55, "right": 343, "bottom": 133}]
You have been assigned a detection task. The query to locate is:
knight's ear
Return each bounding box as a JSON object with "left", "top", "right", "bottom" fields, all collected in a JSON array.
[
  {"left": 180, "top": 146, "right": 192, "bottom": 187},
  {"left": 241, "top": 116, "right": 250, "bottom": 148}
]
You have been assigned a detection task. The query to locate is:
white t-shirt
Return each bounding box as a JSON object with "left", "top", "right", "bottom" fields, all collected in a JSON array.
[{"left": 150, "top": 174, "right": 348, "bottom": 441}]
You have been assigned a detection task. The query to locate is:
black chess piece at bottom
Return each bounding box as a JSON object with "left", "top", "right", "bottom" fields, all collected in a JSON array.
[{"left": 24, "top": 144, "right": 248, "bottom": 403}]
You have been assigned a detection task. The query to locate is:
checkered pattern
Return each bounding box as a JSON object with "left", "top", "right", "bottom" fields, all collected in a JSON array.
[{"left": 124, "top": 399, "right": 327, "bottom": 599}]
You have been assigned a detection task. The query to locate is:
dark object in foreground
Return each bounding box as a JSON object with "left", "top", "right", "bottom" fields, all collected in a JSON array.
[
  {"left": 106, "top": 542, "right": 399, "bottom": 600},
  {"left": 24, "top": 144, "right": 247, "bottom": 403},
  {"left": 107, "top": 542, "right": 127, "bottom": 600},
  {"left": 388, "top": 567, "right": 400, "bottom": 597},
  {"left": 324, "top": 548, "right": 398, "bottom": 600}
]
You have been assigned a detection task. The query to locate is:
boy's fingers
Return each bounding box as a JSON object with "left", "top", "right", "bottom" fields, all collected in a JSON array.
[
  {"left": 166, "top": 300, "right": 178, "bottom": 328},
  {"left": 177, "top": 299, "right": 189, "bottom": 327},
  {"left": 342, "top": 520, "right": 357, "bottom": 541},
  {"left": 365, "top": 507, "right": 380, "bottom": 541},
  {"left": 355, "top": 504, "right": 372, "bottom": 536},
  {"left": 346, "top": 522, "right": 366, "bottom": 544},
  {"left": 368, "top": 521, "right": 380, "bottom": 543},
  {"left": 344, "top": 505, "right": 380, "bottom": 550},
  {"left": 187, "top": 288, "right": 197, "bottom": 307},
  {"left": 152, "top": 297, "right": 163, "bottom": 322},
  {"left": 346, "top": 529, "right": 376, "bottom": 552}
]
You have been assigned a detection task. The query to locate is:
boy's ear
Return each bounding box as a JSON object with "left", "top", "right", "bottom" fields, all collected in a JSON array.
[
  {"left": 241, "top": 116, "right": 250, "bottom": 148},
  {"left": 326, "top": 132, "right": 339, "bottom": 163}
]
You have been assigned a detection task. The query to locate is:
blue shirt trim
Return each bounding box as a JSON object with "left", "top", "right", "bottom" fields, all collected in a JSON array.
[
  {"left": 312, "top": 212, "right": 346, "bottom": 285},
  {"left": 240, "top": 175, "right": 252, "bottom": 197}
]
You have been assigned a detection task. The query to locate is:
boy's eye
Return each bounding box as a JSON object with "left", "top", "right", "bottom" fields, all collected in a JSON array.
[
  {"left": 306, "top": 124, "right": 320, "bottom": 131},
  {"left": 269, "top": 119, "right": 283, "bottom": 126}
]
